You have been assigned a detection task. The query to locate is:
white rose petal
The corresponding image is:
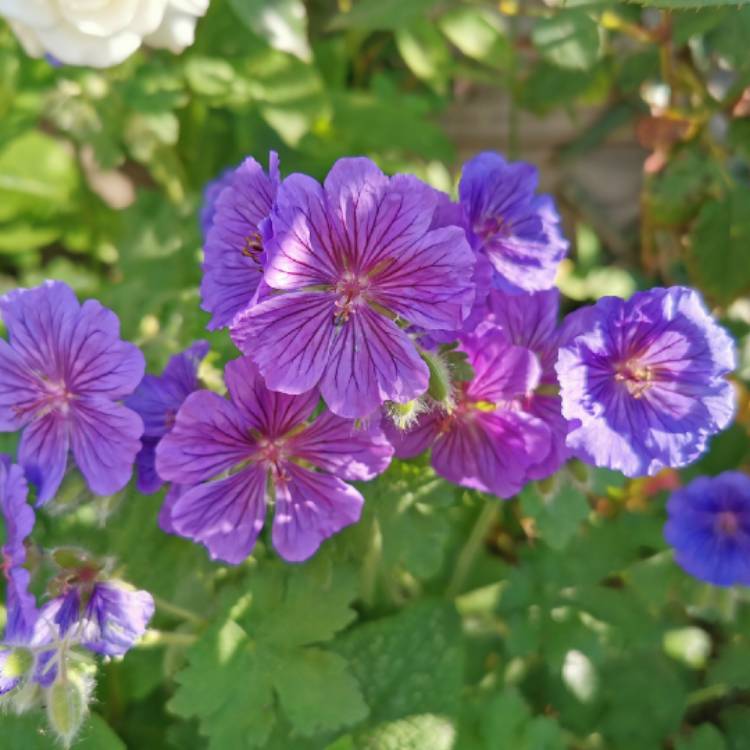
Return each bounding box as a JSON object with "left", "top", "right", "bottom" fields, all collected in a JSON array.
[
  {"left": 0, "top": 0, "right": 57, "bottom": 29},
  {"left": 144, "top": 1, "right": 208, "bottom": 54}
]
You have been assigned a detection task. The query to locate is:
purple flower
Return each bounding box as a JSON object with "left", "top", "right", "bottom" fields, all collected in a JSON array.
[
  {"left": 557, "top": 287, "right": 736, "bottom": 478},
  {"left": 0, "top": 281, "right": 145, "bottom": 504},
  {"left": 125, "top": 341, "right": 209, "bottom": 494},
  {"left": 156, "top": 355, "right": 394, "bottom": 563},
  {"left": 459, "top": 151, "right": 568, "bottom": 294},
  {"left": 387, "top": 328, "right": 551, "bottom": 498},
  {"left": 484, "top": 288, "right": 570, "bottom": 479},
  {"left": 230, "top": 157, "right": 476, "bottom": 419},
  {"left": 201, "top": 153, "right": 280, "bottom": 329},
  {"left": 665, "top": 472, "right": 750, "bottom": 587},
  {"left": 199, "top": 165, "right": 237, "bottom": 238},
  {"left": 1, "top": 455, "right": 38, "bottom": 694},
  {"left": 43, "top": 580, "right": 154, "bottom": 657}
]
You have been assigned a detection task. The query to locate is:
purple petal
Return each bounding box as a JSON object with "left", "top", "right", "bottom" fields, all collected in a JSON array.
[
  {"left": 287, "top": 410, "right": 394, "bottom": 481},
  {"left": 462, "top": 330, "right": 541, "bottom": 403},
  {"left": 383, "top": 411, "right": 441, "bottom": 459},
  {"left": 158, "top": 483, "right": 184, "bottom": 535},
  {"left": 272, "top": 464, "right": 363, "bottom": 562},
  {"left": 171, "top": 465, "right": 267, "bottom": 564},
  {"left": 155, "top": 390, "right": 255, "bottom": 486},
  {"left": 369, "top": 225, "right": 475, "bottom": 331},
  {"left": 69, "top": 397, "right": 143, "bottom": 497},
  {"left": 231, "top": 292, "right": 335, "bottom": 395},
  {"left": 134, "top": 438, "right": 162, "bottom": 494},
  {"left": 320, "top": 305, "right": 429, "bottom": 419},
  {"left": 224, "top": 355, "right": 320, "bottom": 437},
  {"left": 201, "top": 156, "right": 279, "bottom": 329},
  {"left": 431, "top": 409, "right": 551, "bottom": 498},
  {"left": 19, "top": 414, "right": 69, "bottom": 506},
  {"left": 0, "top": 339, "right": 42, "bottom": 431},
  {"left": 264, "top": 173, "right": 340, "bottom": 290},
  {"left": 80, "top": 582, "right": 154, "bottom": 656}
]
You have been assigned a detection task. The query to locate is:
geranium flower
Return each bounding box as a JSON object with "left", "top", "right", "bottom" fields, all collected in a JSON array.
[
  {"left": 201, "top": 153, "right": 280, "bottom": 329},
  {"left": 387, "top": 328, "right": 551, "bottom": 498},
  {"left": 556, "top": 287, "right": 736, "bottom": 477},
  {"left": 156, "top": 355, "right": 394, "bottom": 563},
  {"left": 0, "top": 281, "right": 145, "bottom": 504},
  {"left": 230, "top": 157, "right": 476, "bottom": 419},
  {"left": 458, "top": 151, "right": 568, "bottom": 294},
  {"left": 665, "top": 472, "right": 750, "bottom": 586}
]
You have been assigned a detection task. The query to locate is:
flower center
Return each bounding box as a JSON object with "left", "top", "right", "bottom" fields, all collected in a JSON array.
[
  {"left": 42, "top": 380, "right": 75, "bottom": 416},
  {"left": 257, "top": 436, "right": 288, "bottom": 475},
  {"left": 242, "top": 232, "right": 263, "bottom": 266},
  {"left": 477, "top": 214, "right": 510, "bottom": 240},
  {"left": 716, "top": 511, "right": 741, "bottom": 537},
  {"left": 614, "top": 360, "right": 653, "bottom": 399},
  {"left": 334, "top": 273, "right": 369, "bottom": 324}
]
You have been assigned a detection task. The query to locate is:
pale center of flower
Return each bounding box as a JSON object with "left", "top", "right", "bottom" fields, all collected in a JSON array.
[
  {"left": 716, "top": 511, "right": 741, "bottom": 537},
  {"left": 42, "top": 379, "right": 75, "bottom": 416},
  {"left": 334, "top": 272, "right": 370, "bottom": 323},
  {"left": 257, "top": 436, "right": 289, "bottom": 475},
  {"left": 614, "top": 360, "right": 654, "bottom": 399}
]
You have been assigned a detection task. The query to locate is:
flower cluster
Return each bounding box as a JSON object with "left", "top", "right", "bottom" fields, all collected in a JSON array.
[{"left": 0, "top": 0, "right": 210, "bottom": 68}]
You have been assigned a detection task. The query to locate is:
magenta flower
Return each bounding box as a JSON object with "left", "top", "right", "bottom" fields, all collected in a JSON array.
[
  {"left": 230, "top": 157, "right": 476, "bottom": 419},
  {"left": 201, "top": 153, "right": 280, "bottom": 329},
  {"left": 557, "top": 287, "right": 736, "bottom": 477},
  {"left": 156, "top": 355, "right": 394, "bottom": 563},
  {"left": 459, "top": 151, "right": 568, "bottom": 294},
  {"left": 484, "top": 288, "right": 570, "bottom": 479},
  {"left": 665, "top": 472, "right": 750, "bottom": 587},
  {"left": 387, "top": 328, "right": 551, "bottom": 498},
  {"left": 0, "top": 281, "right": 145, "bottom": 504},
  {"left": 125, "top": 341, "right": 209, "bottom": 494}
]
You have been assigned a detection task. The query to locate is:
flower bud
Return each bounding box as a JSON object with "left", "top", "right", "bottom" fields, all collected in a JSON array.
[
  {"left": 420, "top": 350, "right": 453, "bottom": 406},
  {"left": 46, "top": 673, "right": 90, "bottom": 749},
  {"left": 9, "top": 679, "right": 42, "bottom": 715},
  {"left": 386, "top": 398, "right": 427, "bottom": 431}
]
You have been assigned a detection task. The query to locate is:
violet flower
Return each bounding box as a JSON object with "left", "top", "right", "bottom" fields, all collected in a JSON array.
[
  {"left": 156, "top": 355, "right": 394, "bottom": 563},
  {"left": 230, "top": 157, "right": 476, "bottom": 419},
  {"left": 0, "top": 281, "right": 145, "bottom": 504}
]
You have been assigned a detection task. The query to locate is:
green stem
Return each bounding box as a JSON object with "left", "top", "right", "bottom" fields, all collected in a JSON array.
[
  {"left": 447, "top": 502, "right": 499, "bottom": 598},
  {"left": 361, "top": 518, "right": 383, "bottom": 608},
  {"left": 154, "top": 597, "right": 207, "bottom": 627}
]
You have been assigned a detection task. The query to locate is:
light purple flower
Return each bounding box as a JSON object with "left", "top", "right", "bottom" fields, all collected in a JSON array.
[
  {"left": 664, "top": 472, "right": 750, "bottom": 587},
  {"left": 125, "top": 341, "right": 209, "bottom": 494},
  {"left": 387, "top": 328, "right": 551, "bottom": 498},
  {"left": 156, "top": 355, "right": 394, "bottom": 563},
  {"left": 201, "top": 153, "right": 280, "bottom": 329},
  {"left": 483, "top": 288, "right": 570, "bottom": 479},
  {"left": 0, "top": 281, "right": 145, "bottom": 504},
  {"left": 557, "top": 287, "right": 736, "bottom": 478},
  {"left": 459, "top": 151, "right": 568, "bottom": 294},
  {"left": 44, "top": 580, "right": 154, "bottom": 657},
  {"left": 230, "top": 157, "right": 476, "bottom": 419}
]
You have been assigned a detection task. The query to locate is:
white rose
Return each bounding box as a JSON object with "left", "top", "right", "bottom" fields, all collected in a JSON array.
[{"left": 0, "top": 0, "right": 209, "bottom": 68}]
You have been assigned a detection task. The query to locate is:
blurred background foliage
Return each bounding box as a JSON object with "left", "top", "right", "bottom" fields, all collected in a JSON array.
[{"left": 2, "top": 1, "right": 750, "bottom": 748}]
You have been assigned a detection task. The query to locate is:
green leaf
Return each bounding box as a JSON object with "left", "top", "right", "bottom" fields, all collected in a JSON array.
[
  {"left": 629, "top": 0, "right": 750, "bottom": 7},
  {"left": 438, "top": 8, "right": 511, "bottom": 69},
  {"left": 333, "top": 599, "right": 464, "bottom": 723},
  {"left": 708, "top": 641, "right": 750, "bottom": 690},
  {"left": 228, "top": 0, "right": 311, "bottom": 61},
  {"left": 170, "top": 557, "right": 365, "bottom": 748},
  {"left": 395, "top": 23, "right": 452, "bottom": 93},
  {"left": 358, "top": 714, "right": 457, "bottom": 750},
  {"left": 328, "top": 0, "right": 441, "bottom": 31},
  {"left": 532, "top": 10, "right": 602, "bottom": 71},
  {"left": 272, "top": 648, "right": 369, "bottom": 736},
  {"left": 689, "top": 186, "right": 750, "bottom": 304},
  {"left": 520, "top": 477, "right": 590, "bottom": 551},
  {"left": 675, "top": 724, "right": 727, "bottom": 750}
]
